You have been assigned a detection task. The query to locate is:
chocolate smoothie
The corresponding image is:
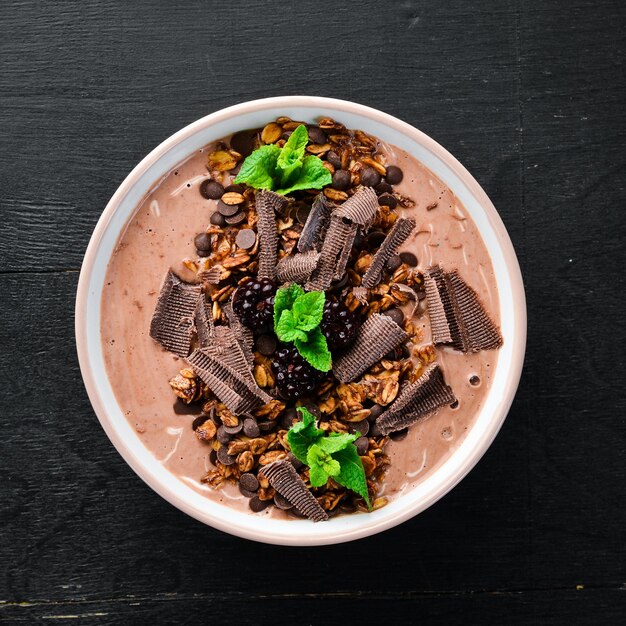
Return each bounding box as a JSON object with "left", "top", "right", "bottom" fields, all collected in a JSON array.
[{"left": 101, "top": 118, "right": 501, "bottom": 518}]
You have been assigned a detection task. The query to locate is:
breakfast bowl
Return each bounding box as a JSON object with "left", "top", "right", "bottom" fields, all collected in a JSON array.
[{"left": 75, "top": 96, "right": 526, "bottom": 545}]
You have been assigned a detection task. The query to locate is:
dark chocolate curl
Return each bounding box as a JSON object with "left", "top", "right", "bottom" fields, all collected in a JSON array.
[
  {"left": 149, "top": 271, "right": 202, "bottom": 357},
  {"left": 333, "top": 186, "right": 379, "bottom": 226},
  {"left": 255, "top": 190, "right": 288, "bottom": 280},
  {"left": 376, "top": 364, "right": 456, "bottom": 434},
  {"left": 361, "top": 218, "right": 416, "bottom": 288},
  {"left": 297, "top": 193, "right": 334, "bottom": 252},
  {"left": 260, "top": 460, "right": 329, "bottom": 522},
  {"left": 276, "top": 251, "right": 320, "bottom": 284},
  {"left": 333, "top": 313, "right": 409, "bottom": 383}
]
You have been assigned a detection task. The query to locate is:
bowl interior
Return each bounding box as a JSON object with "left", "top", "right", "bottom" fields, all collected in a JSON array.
[{"left": 76, "top": 96, "right": 525, "bottom": 545}]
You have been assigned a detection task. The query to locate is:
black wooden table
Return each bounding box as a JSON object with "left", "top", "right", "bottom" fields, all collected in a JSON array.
[{"left": 1, "top": 1, "right": 624, "bottom": 624}]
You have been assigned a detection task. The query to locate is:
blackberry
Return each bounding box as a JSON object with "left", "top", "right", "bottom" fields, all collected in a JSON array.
[
  {"left": 232, "top": 278, "right": 276, "bottom": 332},
  {"left": 272, "top": 345, "right": 322, "bottom": 399},
  {"left": 321, "top": 300, "right": 360, "bottom": 351}
]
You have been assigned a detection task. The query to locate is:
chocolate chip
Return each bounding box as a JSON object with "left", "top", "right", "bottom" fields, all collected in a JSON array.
[
  {"left": 280, "top": 408, "right": 298, "bottom": 430},
  {"left": 239, "top": 472, "right": 259, "bottom": 492},
  {"left": 191, "top": 414, "right": 207, "bottom": 430},
  {"left": 173, "top": 399, "right": 202, "bottom": 416},
  {"left": 386, "top": 254, "right": 402, "bottom": 272},
  {"left": 243, "top": 417, "right": 260, "bottom": 438},
  {"left": 197, "top": 249, "right": 210, "bottom": 257},
  {"left": 450, "top": 399, "right": 460, "bottom": 409},
  {"left": 361, "top": 167, "right": 381, "bottom": 187},
  {"left": 209, "top": 449, "right": 217, "bottom": 465},
  {"left": 225, "top": 211, "right": 247, "bottom": 225},
  {"left": 287, "top": 452, "right": 303, "bottom": 470},
  {"left": 378, "top": 193, "right": 398, "bottom": 209},
  {"left": 200, "top": 179, "right": 224, "bottom": 200},
  {"left": 417, "top": 288, "right": 427, "bottom": 301},
  {"left": 194, "top": 233, "right": 212, "bottom": 252},
  {"left": 255, "top": 334, "right": 277, "bottom": 356},
  {"left": 258, "top": 420, "right": 277, "bottom": 433},
  {"left": 224, "top": 183, "right": 245, "bottom": 194},
  {"left": 386, "top": 308, "right": 405, "bottom": 326},
  {"left": 307, "top": 126, "right": 328, "bottom": 145},
  {"left": 223, "top": 422, "right": 243, "bottom": 435},
  {"left": 368, "top": 404, "right": 384, "bottom": 422},
  {"left": 385, "top": 165, "right": 404, "bottom": 185},
  {"left": 350, "top": 419, "right": 370, "bottom": 437},
  {"left": 239, "top": 486, "right": 257, "bottom": 498},
  {"left": 217, "top": 200, "right": 239, "bottom": 217},
  {"left": 399, "top": 251, "right": 418, "bottom": 267},
  {"left": 282, "top": 131, "right": 293, "bottom": 140},
  {"left": 355, "top": 436, "right": 369, "bottom": 455},
  {"left": 327, "top": 150, "right": 341, "bottom": 168},
  {"left": 216, "top": 426, "right": 231, "bottom": 445},
  {"left": 210, "top": 211, "right": 226, "bottom": 227},
  {"left": 274, "top": 492, "right": 294, "bottom": 510},
  {"left": 249, "top": 496, "right": 269, "bottom": 512},
  {"left": 332, "top": 170, "right": 351, "bottom": 190},
  {"left": 304, "top": 403, "right": 321, "bottom": 419},
  {"left": 370, "top": 422, "right": 382, "bottom": 437},
  {"left": 375, "top": 180, "right": 393, "bottom": 194},
  {"left": 366, "top": 230, "right": 386, "bottom": 249},
  {"left": 230, "top": 129, "right": 257, "bottom": 157},
  {"left": 338, "top": 499, "right": 357, "bottom": 514},
  {"left": 217, "top": 446, "right": 236, "bottom": 465},
  {"left": 469, "top": 375, "right": 481, "bottom": 386},
  {"left": 236, "top": 228, "right": 257, "bottom": 249},
  {"left": 296, "top": 205, "right": 311, "bottom": 225},
  {"left": 390, "top": 428, "right": 408, "bottom": 441}
]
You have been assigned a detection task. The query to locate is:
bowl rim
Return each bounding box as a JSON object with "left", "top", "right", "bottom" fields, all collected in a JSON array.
[{"left": 75, "top": 95, "right": 526, "bottom": 545}]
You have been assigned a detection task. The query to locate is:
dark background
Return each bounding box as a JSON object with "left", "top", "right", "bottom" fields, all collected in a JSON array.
[{"left": 1, "top": 1, "right": 624, "bottom": 624}]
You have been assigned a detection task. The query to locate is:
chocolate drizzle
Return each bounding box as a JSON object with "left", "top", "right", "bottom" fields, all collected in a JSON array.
[
  {"left": 149, "top": 271, "right": 202, "bottom": 357},
  {"left": 376, "top": 364, "right": 455, "bottom": 434},
  {"left": 333, "top": 313, "right": 409, "bottom": 383}
]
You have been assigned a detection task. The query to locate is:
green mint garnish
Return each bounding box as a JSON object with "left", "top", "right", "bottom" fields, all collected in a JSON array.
[
  {"left": 274, "top": 285, "right": 331, "bottom": 371},
  {"left": 286, "top": 408, "right": 371, "bottom": 507},
  {"left": 235, "top": 125, "right": 332, "bottom": 194}
]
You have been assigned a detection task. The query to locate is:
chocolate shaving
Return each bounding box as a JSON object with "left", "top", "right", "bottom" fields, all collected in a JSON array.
[
  {"left": 198, "top": 266, "right": 221, "bottom": 285},
  {"left": 297, "top": 193, "right": 334, "bottom": 252},
  {"left": 376, "top": 364, "right": 456, "bottom": 434},
  {"left": 334, "top": 224, "right": 358, "bottom": 280},
  {"left": 425, "top": 266, "right": 503, "bottom": 352},
  {"left": 260, "top": 460, "right": 328, "bottom": 522},
  {"left": 361, "top": 218, "right": 416, "bottom": 288},
  {"left": 149, "top": 271, "right": 202, "bottom": 357},
  {"left": 276, "top": 250, "right": 320, "bottom": 284},
  {"left": 333, "top": 186, "right": 379, "bottom": 227},
  {"left": 305, "top": 217, "right": 354, "bottom": 291},
  {"left": 223, "top": 303, "right": 254, "bottom": 367},
  {"left": 188, "top": 348, "right": 270, "bottom": 414},
  {"left": 194, "top": 294, "right": 214, "bottom": 347},
  {"left": 255, "top": 190, "right": 288, "bottom": 280},
  {"left": 333, "top": 313, "right": 409, "bottom": 383}
]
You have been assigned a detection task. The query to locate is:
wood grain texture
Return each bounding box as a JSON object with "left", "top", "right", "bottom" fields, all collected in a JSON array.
[{"left": 0, "top": 0, "right": 624, "bottom": 624}]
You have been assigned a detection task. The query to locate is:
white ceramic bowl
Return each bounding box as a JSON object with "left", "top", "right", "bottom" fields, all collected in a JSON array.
[{"left": 76, "top": 96, "right": 526, "bottom": 546}]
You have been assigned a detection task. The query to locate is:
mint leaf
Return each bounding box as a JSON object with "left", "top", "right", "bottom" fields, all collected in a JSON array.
[
  {"left": 316, "top": 432, "right": 358, "bottom": 455},
  {"left": 234, "top": 144, "right": 280, "bottom": 189},
  {"left": 286, "top": 407, "right": 324, "bottom": 463},
  {"left": 276, "top": 125, "right": 309, "bottom": 184},
  {"left": 274, "top": 283, "right": 305, "bottom": 333},
  {"left": 295, "top": 327, "right": 332, "bottom": 372},
  {"left": 276, "top": 155, "right": 332, "bottom": 195},
  {"left": 307, "top": 444, "right": 341, "bottom": 487},
  {"left": 276, "top": 310, "right": 308, "bottom": 343},
  {"left": 333, "top": 445, "right": 371, "bottom": 508},
  {"left": 291, "top": 291, "right": 325, "bottom": 331}
]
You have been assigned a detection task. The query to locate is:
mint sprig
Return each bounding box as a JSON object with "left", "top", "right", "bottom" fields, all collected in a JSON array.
[
  {"left": 286, "top": 408, "right": 371, "bottom": 507},
  {"left": 235, "top": 125, "right": 332, "bottom": 194},
  {"left": 274, "top": 286, "right": 331, "bottom": 372}
]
